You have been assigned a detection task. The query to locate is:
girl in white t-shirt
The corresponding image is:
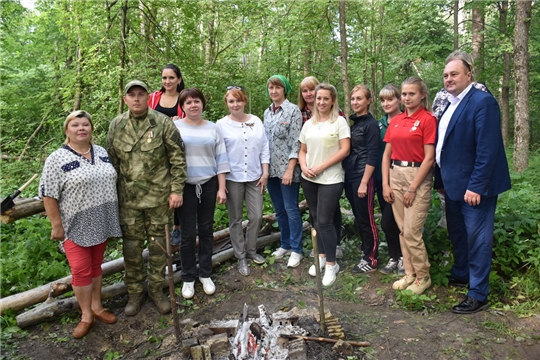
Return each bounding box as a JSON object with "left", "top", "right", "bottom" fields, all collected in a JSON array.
[{"left": 298, "top": 83, "right": 350, "bottom": 286}]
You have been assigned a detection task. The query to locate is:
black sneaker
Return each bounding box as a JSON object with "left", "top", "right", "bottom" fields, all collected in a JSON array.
[
  {"left": 171, "top": 228, "right": 181, "bottom": 246},
  {"left": 351, "top": 259, "right": 376, "bottom": 274},
  {"left": 397, "top": 257, "right": 405, "bottom": 275},
  {"left": 379, "top": 258, "right": 398, "bottom": 274}
]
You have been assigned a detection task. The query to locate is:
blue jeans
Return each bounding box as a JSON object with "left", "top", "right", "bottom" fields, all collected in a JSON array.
[
  {"left": 446, "top": 193, "right": 497, "bottom": 303},
  {"left": 266, "top": 177, "right": 303, "bottom": 253}
]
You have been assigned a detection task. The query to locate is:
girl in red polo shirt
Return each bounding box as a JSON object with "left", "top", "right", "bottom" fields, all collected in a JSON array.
[{"left": 381, "top": 76, "right": 436, "bottom": 295}]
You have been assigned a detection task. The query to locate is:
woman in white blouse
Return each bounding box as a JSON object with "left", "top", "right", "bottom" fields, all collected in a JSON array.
[{"left": 217, "top": 86, "right": 270, "bottom": 276}]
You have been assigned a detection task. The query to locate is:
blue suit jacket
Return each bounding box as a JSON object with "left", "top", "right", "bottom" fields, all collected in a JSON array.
[{"left": 437, "top": 87, "right": 511, "bottom": 201}]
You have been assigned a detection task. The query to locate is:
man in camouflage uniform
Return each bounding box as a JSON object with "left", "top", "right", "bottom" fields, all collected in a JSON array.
[{"left": 107, "top": 80, "right": 186, "bottom": 315}]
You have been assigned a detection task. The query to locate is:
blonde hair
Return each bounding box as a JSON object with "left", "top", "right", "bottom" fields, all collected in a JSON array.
[
  {"left": 445, "top": 50, "right": 475, "bottom": 80},
  {"left": 350, "top": 84, "right": 372, "bottom": 111},
  {"left": 402, "top": 76, "right": 430, "bottom": 111},
  {"left": 311, "top": 83, "right": 340, "bottom": 125},
  {"left": 63, "top": 110, "right": 93, "bottom": 145},
  {"left": 297, "top": 76, "right": 320, "bottom": 110},
  {"left": 379, "top": 84, "right": 401, "bottom": 101}
]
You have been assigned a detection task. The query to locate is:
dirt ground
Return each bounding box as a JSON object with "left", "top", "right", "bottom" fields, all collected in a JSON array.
[{"left": 5, "top": 255, "right": 540, "bottom": 360}]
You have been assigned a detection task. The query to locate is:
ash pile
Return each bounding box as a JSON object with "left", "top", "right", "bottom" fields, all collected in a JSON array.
[
  {"left": 181, "top": 304, "right": 319, "bottom": 360},
  {"left": 229, "top": 304, "right": 308, "bottom": 359}
]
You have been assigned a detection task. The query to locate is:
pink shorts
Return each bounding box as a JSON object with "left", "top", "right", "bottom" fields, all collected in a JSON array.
[{"left": 63, "top": 239, "right": 108, "bottom": 287}]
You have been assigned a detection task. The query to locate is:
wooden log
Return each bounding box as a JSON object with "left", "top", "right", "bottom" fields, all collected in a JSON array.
[
  {"left": 2, "top": 219, "right": 264, "bottom": 314},
  {"left": 0, "top": 199, "right": 45, "bottom": 224},
  {"left": 16, "top": 225, "right": 310, "bottom": 329},
  {"left": 0, "top": 250, "right": 149, "bottom": 315},
  {"left": 2, "top": 202, "right": 312, "bottom": 313}
]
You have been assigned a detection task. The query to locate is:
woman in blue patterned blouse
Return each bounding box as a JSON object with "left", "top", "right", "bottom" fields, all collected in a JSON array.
[
  {"left": 40, "top": 110, "right": 122, "bottom": 339},
  {"left": 264, "top": 75, "right": 304, "bottom": 268}
]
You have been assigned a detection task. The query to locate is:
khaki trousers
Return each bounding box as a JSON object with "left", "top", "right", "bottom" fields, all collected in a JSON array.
[{"left": 390, "top": 166, "right": 432, "bottom": 278}]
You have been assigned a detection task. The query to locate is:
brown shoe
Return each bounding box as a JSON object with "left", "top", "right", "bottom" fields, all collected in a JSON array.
[
  {"left": 73, "top": 319, "right": 95, "bottom": 339},
  {"left": 92, "top": 310, "right": 117, "bottom": 324}
]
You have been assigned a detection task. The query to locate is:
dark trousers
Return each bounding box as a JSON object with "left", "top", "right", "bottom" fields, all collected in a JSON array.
[
  {"left": 301, "top": 178, "right": 343, "bottom": 263},
  {"left": 307, "top": 203, "right": 342, "bottom": 245},
  {"left": 375, "top": 179, "right": 402, "bottom": 260},
  {"left": 177, "top": 177, "right": 218, "bottom": 281},
  {"left": 345, "top": 177, "right": 379, "bottom": 267},
  {"left": 446, "top": 193, "right": 497, "bottom": 303}
]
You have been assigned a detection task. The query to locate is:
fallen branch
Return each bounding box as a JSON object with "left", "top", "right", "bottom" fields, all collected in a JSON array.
[
  {"left": 17, "top": 110, "right": 51, "bottom": 162},
  {"left": 280, "top": 334, "right": 370, "bottom": 347},
  {"left": 16, "top": 224, "right": 310, "bottom": 329}
]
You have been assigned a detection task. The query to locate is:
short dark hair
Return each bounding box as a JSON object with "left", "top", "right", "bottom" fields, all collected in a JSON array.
[
  {"left": 160, "top": 64, "right": 185, "bottom": 93},
  {"left": 179, "top": 88, "right": 206, "bottom": 111}
]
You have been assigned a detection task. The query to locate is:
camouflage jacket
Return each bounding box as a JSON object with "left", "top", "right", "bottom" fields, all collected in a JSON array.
[{"left": 106, "top": 109, "right": 187, "bottom": 209}]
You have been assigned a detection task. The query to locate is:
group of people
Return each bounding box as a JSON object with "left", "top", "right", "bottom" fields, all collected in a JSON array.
[{"left": 39, "top": 50, "right": 510, "bottom": 339}]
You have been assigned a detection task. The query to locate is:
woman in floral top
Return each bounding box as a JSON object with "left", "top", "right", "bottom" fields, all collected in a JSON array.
[{"left": 263, "top": 75, "right": 304, "bottom": 268}]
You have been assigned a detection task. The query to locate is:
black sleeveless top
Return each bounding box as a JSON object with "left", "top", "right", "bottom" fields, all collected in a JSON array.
[{"left": 155, "top": 100, "right": 179, "bottom": 118}]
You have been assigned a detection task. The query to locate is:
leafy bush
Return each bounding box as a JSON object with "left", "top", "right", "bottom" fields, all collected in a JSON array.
[
  {"left": 0, "top": 216, "right": 70, "bottom": 297},
  {"left": 492, "top": 155, "right": 540, "bottom": 300}
]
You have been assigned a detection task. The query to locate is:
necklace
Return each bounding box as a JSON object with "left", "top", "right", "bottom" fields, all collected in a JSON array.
[{"left": 69, "top": 144, "right": 91, "bottom": 155}]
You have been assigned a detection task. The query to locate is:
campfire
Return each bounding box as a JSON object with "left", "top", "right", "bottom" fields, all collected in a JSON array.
[
  {"left": 180, "top": 304, "right": 368, "bottom": 360},
  {"left": 229, "top": 304, "right": 307, "bottom": 359}
]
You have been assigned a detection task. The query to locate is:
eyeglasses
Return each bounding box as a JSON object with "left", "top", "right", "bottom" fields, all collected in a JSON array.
[{"left": 227, "top": 86, "right": 244, "bottom": 91}]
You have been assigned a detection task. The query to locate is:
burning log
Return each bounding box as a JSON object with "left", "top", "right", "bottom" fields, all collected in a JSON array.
[{"left": 15, "top": 225, "right": 310, "bottom": 329}]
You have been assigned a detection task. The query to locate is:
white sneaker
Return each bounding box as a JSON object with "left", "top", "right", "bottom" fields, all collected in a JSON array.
[
  {"left": 287, "top": 252, "right": 303, "bottom": 268},
  {"left": 322, "top": 263, "right": 340, "bottom": 286},
  {"left": 199, "top": 277, "right": 215, "bottom": 295},
  {"left": 308, "top": 257, "right": 326, "bottom": 277},
  {"left": 182, "top": 281, "right": 195, "bottom": 299},
  {"left": 272, "top": 247, "right": 292, "bottom": 259}
]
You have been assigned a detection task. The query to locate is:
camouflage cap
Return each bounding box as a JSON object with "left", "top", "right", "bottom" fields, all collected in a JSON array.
[{"left": 124, "top": 80, "right": 149, "bottom": 95}]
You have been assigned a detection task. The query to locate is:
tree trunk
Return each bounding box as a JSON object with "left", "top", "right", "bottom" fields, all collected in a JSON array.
[
  {"left": 471, "top": 1, "right": 485, "bottom": 82},
  {"left": 118, "top": 0, "right": 128, "bottom": 114},
  {"left": 338, "top": 0, "right": 350, "bottom": 118},
  {"left": 73, "top": 32, "right": 82, "bottom": 111},
  {"left": 513, "top": 0, "right": 532, "bottom": 172},
  {"left": 499, "top": 0, "right": 511, "bottom": 147},
  {"left": 453, "top": 0, "right": 459, "bottom": 49}
]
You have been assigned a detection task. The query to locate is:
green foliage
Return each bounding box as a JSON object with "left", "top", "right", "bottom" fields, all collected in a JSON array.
[
  {"left": 1, "top": 216, "right": 70, "bottom": 297},
  {"left": 395, "top": 289, "right": 437, "bottom": 311},
  {"left": 103, "top": 351, "right": 122, "bottom": 360},
  {"left": 491, "top": 154, "right": 540, "bottom": 301}
]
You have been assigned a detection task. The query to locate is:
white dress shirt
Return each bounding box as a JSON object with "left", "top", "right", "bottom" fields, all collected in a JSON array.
[
  {"left": 436, "top": 83, "right": 473, "bottom": 166},
  {"left": 216, "top": 115, "right": 270, "bottom": 182}
]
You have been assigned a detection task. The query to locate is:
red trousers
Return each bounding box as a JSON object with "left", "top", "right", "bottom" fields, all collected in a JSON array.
[{"left": 64, "top": 239, "right": 108, "bottom": 286}]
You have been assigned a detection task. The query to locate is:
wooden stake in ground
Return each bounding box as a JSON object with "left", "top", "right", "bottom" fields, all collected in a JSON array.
[
  {"left": 311, "top": 228, "right": 325, "bottom": 332},
  {"left": 165, "top": 225, "right": 181, "bottom": 343}
]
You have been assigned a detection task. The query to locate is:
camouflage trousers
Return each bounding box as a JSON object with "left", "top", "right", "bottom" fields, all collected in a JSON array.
[{"left": 120, "top": 204, "right": 172, "bottom": 294}]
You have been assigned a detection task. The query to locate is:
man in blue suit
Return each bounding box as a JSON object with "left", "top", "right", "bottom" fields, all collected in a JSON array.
[{"left": 436, "top": 51, "right": 511, "bottom": 314}]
